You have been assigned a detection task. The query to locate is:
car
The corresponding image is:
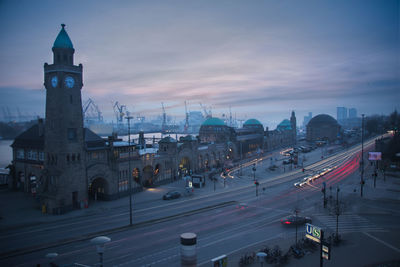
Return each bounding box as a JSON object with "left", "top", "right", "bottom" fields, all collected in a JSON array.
[
  {"left": 162, "top": 191, "right": 181, "bottom": 200},
  {"left": 283, "top": 159, "right": 293, "bottom": 165},
  {"left": 319, "top": 167, "right": 332, "bottom": 176},
  {"left": 280, "top": 215, "right": 312, "bottom": 226},
  {"left": 294, "top": 181, "right": 308, "bottom": 188}
]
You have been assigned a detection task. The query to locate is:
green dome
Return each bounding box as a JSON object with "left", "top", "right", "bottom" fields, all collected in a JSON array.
[
  {"left": 53, "top": 24, "right": 74, "bottom": 49},
  {"left": 202, "top": 117, "right": 226, "bottom": 126},
  {"left": 277, "top": 119, "right": 292, "bottom": 130},
  {"left": 244, "top": 119, "right": 262, "bottom": 126}
]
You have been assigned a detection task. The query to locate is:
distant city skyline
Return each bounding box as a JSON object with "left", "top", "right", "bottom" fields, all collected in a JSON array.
[{"left": 0, "top": 0, "right": 399, "bottom": 129}]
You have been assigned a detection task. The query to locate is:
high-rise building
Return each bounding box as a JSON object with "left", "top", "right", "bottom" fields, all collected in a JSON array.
[
  {"left": 337, "top": 107, "right": 348, "bottom": 124},
  {"left": 349, "top": 108, "right": 357, "bottom": 118}
]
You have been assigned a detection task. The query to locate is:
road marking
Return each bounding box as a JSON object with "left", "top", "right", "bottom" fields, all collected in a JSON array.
[
  {"left": 363, "top": 232, "right": 400, "bottom": 253},
  {"left": 315, "top": 213, "right": 386, "bottom": 233}
]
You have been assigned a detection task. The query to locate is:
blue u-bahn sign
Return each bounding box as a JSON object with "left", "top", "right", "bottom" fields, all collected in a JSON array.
[{"left": 305, "top": 223, "right": 322, "bottom": 243}]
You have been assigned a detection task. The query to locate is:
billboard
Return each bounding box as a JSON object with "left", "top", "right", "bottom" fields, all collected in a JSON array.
[
  {"left": 305, "top": 223, "right": 322, "bottom": 243},
  {"left": 368, "top": 152, "right": 382, "bottom": 161}
]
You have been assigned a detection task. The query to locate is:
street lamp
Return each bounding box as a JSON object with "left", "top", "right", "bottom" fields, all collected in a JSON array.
[
  {"left": 91, "top": 236, "right": 111, "bottom": 267},
  {"left": 360, "top": 114, "right": 365, "bottom": 197},
  {"left": 45, "top": 252, "right": 58, "bottom": 267},
  {"left": 126, "top": 114, "right": 133, "bottom": 226},
  {"left": 252, "top": 163, "right": 256, "bottom": 181}
]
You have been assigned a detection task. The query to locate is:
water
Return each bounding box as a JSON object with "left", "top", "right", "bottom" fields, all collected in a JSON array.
[
  {"left": 118, "top": 132, "right": 195, "bottom": 143},
  {"left": 0, "top": 140, "right": 13, "bottom": 168}
]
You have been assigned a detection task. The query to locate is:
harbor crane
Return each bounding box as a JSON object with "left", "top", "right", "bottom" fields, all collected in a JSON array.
[
  {"left": 83, "top": 98, "right": 103, "bottom": 123},
  {"left": 113, "top": 101, "right": 126, "bottom": 123},
  {"left": 184, "top": 101, "right": 189, "bottom": 133},
  {"left": 161, "top": 102, "right": 166, "bottom": 132},
  {"left": 199, "top": 103, "right": 212, "bottom": 119}
]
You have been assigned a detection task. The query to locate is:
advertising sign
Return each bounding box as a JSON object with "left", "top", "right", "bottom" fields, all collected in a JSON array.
[
  {"left": 368, "top": 152, "right": 382, "bottom": 161},
  {"left": 305, "top": 223, "right": 322, "bottom": 243},
  {"left": 322, "top": 241, "right": 331, "bottom": 260}
]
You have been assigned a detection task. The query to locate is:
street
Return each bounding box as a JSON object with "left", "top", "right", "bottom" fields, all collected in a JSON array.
[{"left": 1, "top": 137, "right": 399, "bottom": 266}]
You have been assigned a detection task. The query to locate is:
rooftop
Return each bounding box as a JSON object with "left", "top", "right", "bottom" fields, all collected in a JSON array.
[
  {"left": 244, "top": 119, "right": 263, "bottom": 126},
  {"left": 201, "top": 117, "right": 226, "bottom": 126},
  {"left": 53, "top": 24, "right": 74, "bottom": 49}
]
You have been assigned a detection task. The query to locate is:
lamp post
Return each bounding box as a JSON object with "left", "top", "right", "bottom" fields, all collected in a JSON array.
[
  {"left": 252, "top": 163, "right": 256, "bottom": 181},
  {"left": 126, "top": 114, "right": 133, "bottom": 226},
  {"left": 91, "top": 236, "right": 111, "bottom": 267},
  {"left": 240, "top": 142, "right": 243, "bottom": 176},
  {"left": 335, "top": 187, "right": 340, "bottom": 242},
  {"left": 45, "top": 252, "right": 58, "bottom": 267},
  {"left": 361, "top": 114, "right": 365, "bottom": 197}
]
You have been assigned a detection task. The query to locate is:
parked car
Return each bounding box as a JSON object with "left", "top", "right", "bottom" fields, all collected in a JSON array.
[
  {"left": 163, "top": 191, "right": 181, "bottom": 200},
  {"left": 280, "top": 215, "right": 312, "bottom": 226}
]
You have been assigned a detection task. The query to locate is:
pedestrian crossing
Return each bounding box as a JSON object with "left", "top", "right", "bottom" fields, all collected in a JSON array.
[{"left": 314, "top": 213, "right": 386, "bottom": 233}]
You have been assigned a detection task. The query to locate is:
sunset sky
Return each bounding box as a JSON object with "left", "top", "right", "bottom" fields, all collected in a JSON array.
[{"left": 0, "top": 0, "right": 399, "bottom": 128}]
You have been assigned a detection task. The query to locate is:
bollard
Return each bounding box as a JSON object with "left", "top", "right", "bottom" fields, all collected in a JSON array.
[{"left": 180, "top": 233, "right": 197, "bottom": 266}]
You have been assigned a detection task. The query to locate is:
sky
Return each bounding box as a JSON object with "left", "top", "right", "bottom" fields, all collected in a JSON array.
[{"left": 0, "top": 0, "right": 399, "bottom": 128}]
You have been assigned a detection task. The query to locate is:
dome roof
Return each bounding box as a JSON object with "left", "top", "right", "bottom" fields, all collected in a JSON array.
[
  {"left": 244, "top": 119, "right": 263, "bottom": 126},
  {"left": 53, "top": 24, "right": 74, "bottom": 49},
  {"left": 308, "top": 114, "right": 338, "bottom": 127},
  {"left": 202, "top": 117, "right": 226, "bottom": 126},
  {"left": 277, "top": 119, "right": 292, "bottom": 130},
  {"left": 159, "top": 136, "right": 177, "bottom": 143}
]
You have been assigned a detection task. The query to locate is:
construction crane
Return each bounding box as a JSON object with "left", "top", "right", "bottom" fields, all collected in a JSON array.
[
  {"left": 161, "top": 102, "right": 166, "bottom": 133},
  {"left": 184, "top": 101, "right": 189, "bottom": 133},
  {"left": 113, "top": 101, "right": 126, "bottom": 123},
  {"left": 83, "top": 98, "right": 103, "bottom": 123},
  {"left": 199, "top": 103, "right": 212, "bottom": 119}
]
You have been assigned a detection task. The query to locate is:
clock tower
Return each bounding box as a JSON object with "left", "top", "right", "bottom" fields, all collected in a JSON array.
[{"left": 43, "top": 24, "right": 86, "bottom": 214}]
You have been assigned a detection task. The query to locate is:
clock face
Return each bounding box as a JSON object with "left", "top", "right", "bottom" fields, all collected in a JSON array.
[
  {"left": 51, "top": 76, "right": 58, "bottom": 88},
  {"left": 65, "top": 76, "right": 75, "bottom": 88}
]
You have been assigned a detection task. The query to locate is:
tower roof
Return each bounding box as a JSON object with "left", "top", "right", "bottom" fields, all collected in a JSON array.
[{"left": 53, "top": 24, "right": 74, "bottom": 49}]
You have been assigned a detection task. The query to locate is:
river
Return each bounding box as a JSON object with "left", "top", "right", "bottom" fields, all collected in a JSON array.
[{"left": 0, "top": 140, "right": 13, "bottom": 168}]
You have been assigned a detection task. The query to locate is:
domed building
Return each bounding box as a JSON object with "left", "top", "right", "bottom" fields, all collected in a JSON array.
[
  {"left": 199, "top": 117, "right": 234, "bottom": 143},
  {"left": 243, "top": 119, "right": 264, "bottom": 134},
  {"left": 277, "top": 119, "right": 292, "bottom": 131},
  {"left": 306, "top": 114, "right": 341, "bottom": 142}
]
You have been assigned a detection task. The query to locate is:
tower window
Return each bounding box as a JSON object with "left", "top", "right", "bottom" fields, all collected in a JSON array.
[
  {"left": 68, "top": 128, "right": 77, "bottom": 141},
  {"left": 70, "top": 95, "right": 73, "bottom": 104}
]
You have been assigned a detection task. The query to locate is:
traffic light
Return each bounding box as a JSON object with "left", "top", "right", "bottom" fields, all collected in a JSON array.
[{"left": 254, "top": 181, "right": 259, "bottom": 186}]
